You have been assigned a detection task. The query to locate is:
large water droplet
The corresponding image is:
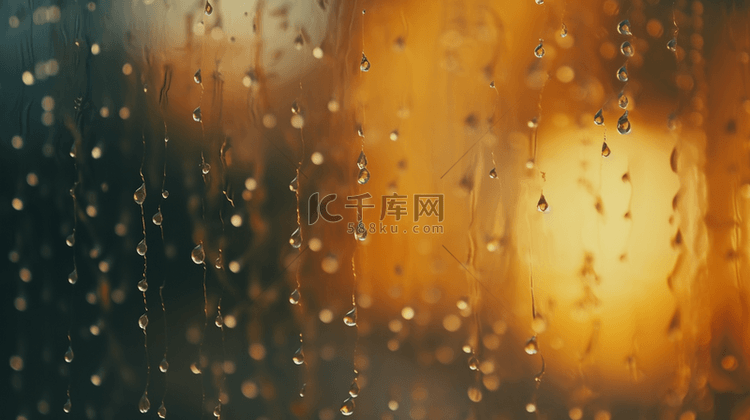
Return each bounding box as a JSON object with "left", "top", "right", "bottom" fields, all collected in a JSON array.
[
  {"left": 201, "top": 162, "right": 211, "bottom": 175},
  {"left": 289, "top": 227, "right": 302, "bottom": 249},
  {"left": 389, "top": 130, "right": 399, "bottom": 141},
  {"left": 136, "top": 238, "right": 147, "bottom": 256},
  {"left": 534, "top": 39, "right": 545, "bottom": 58},
  {"left": 192, "top": 107, "right": 202, "bottom": 122},
  {"left": 292, "top": 347, "right": 305, "bottom": 365},
  {"left": 159, "top": 358, "right": 169, "bottom": 373},
  {"left": 617, "top": 111, "right": 631, "bottom": 135},
  {"left": 157, "top": 402, "right": 166, "bottom": 419},
  {"left": 617, "top": 65, "right": 629, "bottom": 82},
  {"left": 134, "top": 183, "right": 146, "bottom": 205},
  {"left": 152, "top": 210, "right": 163, "bottom": 226},
  {"left": 63, "top": 398, "right": 72, "bottom": 413},
  {"left": 138, "top": 313, "right": 148, "bottom": 330},
  {"left": 340, "top": 397, "right": 355, "bottom": 416},
  {"left": 489, "top": 168, "right": 498, "bottom": 179},
  {"left": 360, "top": 53, "right": 370, "bottom": 72},
  {"left": 667, "top": 38, "right": 677, "bottom": 52},
  {"left": 67, "top": 269, "right": 78, "bottom": 285},
  {"left": 602, "top": 142, "right": 611, "bottom": 157},
  {"left": 468, "top": 355, "right": 479, "bottom": 371},
  {"left": 620, "top": 41, "right": 634, "bottom": 57},
  {"left": 535, "top": 0, "right": 544, "bottom": 4},
  {"left": 536, "top": 194, "right": 548, "bottom": 212},
  {"left": 64, "top": 346, "right": 74, "bottom": 363},
  {"left": 355, "top": 221, "right": 368, "bottom": 241},
  {"left": 524, "top": 336, "right": 539, "bottom": 355},
  {"left": 204, "top": 1, "right": 213, "bottom": 16},
  {"left": 617, "top": 20, "right": 632, "bottom": 36},
  {"left": 618, "top": 91, "right": 629, "bottom": 109},
  {"left": 194, "top": 69, "right": 202, "bottom": 84},
  {"left": 137, "top": 278, "right": 148, "bottom": 292},
  {"left": 66, "top": 233, "right": 76, "bottom": 247},
  {"left": 357, "top": 151, "right": 368, "bottom": 169},
  {"left": 349, "top": 381, "right": 360, "bottom": 398},
  {"left": 594, "top": 108, "right": 604, "bottom": 126},
  {"left": 138, "top": 393, "right": 151, "bottom": 414},
  {"left": 357, "top": 168, "right": 370, "bottom": 185},
  {"left": 191, "top": 243, "right": 205, "bottom": 264},
  {"left": 344, "top": 307, "right": 357, "bottom": 326},
  {"left": 289, "top": 288, "right": 300, "bottom": 304},
  {"left": 215, "top": 314, "right": 223, "bottom": 328}
]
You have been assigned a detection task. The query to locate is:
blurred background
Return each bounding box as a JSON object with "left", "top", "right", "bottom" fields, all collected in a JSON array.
[{"left": 2, "top": 0, "right": 750, "bottom": 419}]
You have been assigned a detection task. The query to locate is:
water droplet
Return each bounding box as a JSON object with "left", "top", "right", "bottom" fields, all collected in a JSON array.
[
  {"left": 152, "top": 210, "right": 163, "bottom": 226},
  {"left": 357, "top": 151, "right": 368, "bottom": 169},
  {"left": 357, "top": 168, "right": 370, "bottom": 184},
  {"left": 136, "top": 238, "right": 147, "bottom": 256},
  {"left": 159, "top": 358, "right": 169, "bottom": 373},
  {"left": 137, "top": 278, "right": 148, "bottom": 292},
  {"left": 213, "top": 405, "right": 221, "bottom": 418},
  {"left": 617, "top": 111, "right": 631, "bottom": 135},
  {"left": 138, "top": 393, "right": 150, "bottom": 413},
  {"left": 299, "top": 383, "right": 306, "bottom": 397},
  {"left": 134, "top": 183, "right": 147, "bottom": 205},
  {"left": 468, "top": 355, "right": 479, "bottom": 370},
  {"left": 620, "top": 41, "right": 634, "bottom": 57},
  {"left": 524, "top": 336, "right": 539, "bottom": 355},
  {"left": 355, "top": 221, "right": 368, "bottom": 241},
  {"left": 360, "top": 53, "right": 370, "bottom": 72},
  {"left": 489, "top": 168, "right": 498, "bottom": 179},
  {"left": 294, "top": 34, "right": 304, "bottom": 50},
  {"left": 201, "top": 162, "right": 211, "bottom": 175},
  {"left": 357, "top": 126, "right": 364, "bottom": 137},
  {"left": 617, "top": 20, "right": 632, "bottom": 36},
  {"left": 67, "top": 269, "right": 78, "bottom": 285},
  {"left": 594, "top": 108, "right": 604, "bottom": 126},
  {"left": 340, "top": 397, "right": 355, "bottom": 416},
  {"left": 667, "top": 38, "right": 677, "bottom": 52},
  {"left": 344, "top": 307, "right": 357, "bottom": 326},
  {"left": 204, "top": 1, "right": 213, "bottom": 15},
  {"left": 289, "top": 175, "right": 298, "bottom": 192},
  {"left": 63, "top": 398, "right": 72, "bottom": 413},
  {"left": 215, "top": 314, "right": 223, "bottom": 328},
  {"left": 69, "top": 143, "right": 76, "bottom": 158},
  {"left": 618, "top": 91, "right": 629, "bottom": 109},
  {"left": 138, "top": 313, "right": 148, "bottom": 330},
  {"left": 162, "top": 190, "right": 169, "bottom": 199},
  {"left": 194, "top": 69, "right": 202, "bottom": 84},
  {"left": 157, "top": 402, "right": 166, "bottom": 419},
  {"left": 292, "top": 347, "right": 305, "bottom": 365},
  {"left": 66, "top": 233, "right": 76, "bottom": 247},
  {"left": 290, "top": 288, "right": 300, "bottom": 304},
  {"left": 535, "top": 0, "right": 544, "bottom": 4},
  {"left": 192, "top": 107, "right": 202, "bottom": 122},
  {"left": 617, "top": 65, "right": 628, "bottom": 82},
  {"left": 64, "top": 346, "right": 74, "bottom": 363},
  {"left": 561, "top": 23, "right": 568, "bottom": 37},
  {"left": 289, "top": 227, "right": 302, "bottom": 249},
  {"left": 191, "top": 243, "right": 205, "bottom": 264},
  {"left": 534, "top": 39, "right": 545, "bottom": 58},
  {"left": 536, "top": 194, "right": 548, "bottom": 212},
  {"left": 349, "top": 381, "right": 360, "bottom": 398},
  {"left": 667, "top": 113, "right": 679, "bottom": 131},
  {"left": 602, "top": 142, "right": 611, "bottom": 157}
]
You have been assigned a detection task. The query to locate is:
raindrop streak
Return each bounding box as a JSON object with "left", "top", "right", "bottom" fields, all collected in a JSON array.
[
  {"left": 602, "top": 142, "right": 611, "bottom": 157},
  {"left": 534, "top": 39, "right": 545, "bottom": 58},
  {"left": 617, "top": 111, "right": 632, "bottom": 135},
  {"left": 192, "top": 107, "right": 202, "bottom": 122},
  {"left": 289, "top": 227, "right": 302, "bottom": 249},
  {"left": 618, "top": 91, "right": 629, "bottom": 109},
  {"left": 289, "top": 288, "right": 300, "bottom": 304},
  {"left": 292, "top": 347, "right": 305, "bottom": 365},
  {"left": 360, "top": 53, "right": 371, "bottom": 72},
  {"left": 340, "top": 397, "right": 355, "bottom": 416},
  {"left": 594, "top": 109, "right": 604, "bottom": 126},
  {"left": 536, "top": 194, "right": 549, "bottom": 212},
  {"left": 620, "top": 41, "right": 634, "bottom": 57},
  {"left": 524, "top": 336, "right": 539, "bottom": 355},
  {"left": 617, "top": 65, "right": 629, "bottom": 82},
  {"left": 667, "top": 38, "right": 677, "bottom": 52},
  {"left": 193, "top": 69, "right": 202, "bottom": 84},
  {"left": 191, "top": 243, "right": 205, "bottom": 264},
  {"left": 138, "top": 393, "right": 150, "bottom": 414},
  {"left": 344, "top": 307, "right": 358, "bottom": 326},
  {"left": 204, "top": 1, "right": 213, "bottom": 15},
  {"left": 357, "top": 168, "right": 371, "bottom": 185},
  {"left": 617, "top": 19, "right": 632, "bottom": 36}
]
